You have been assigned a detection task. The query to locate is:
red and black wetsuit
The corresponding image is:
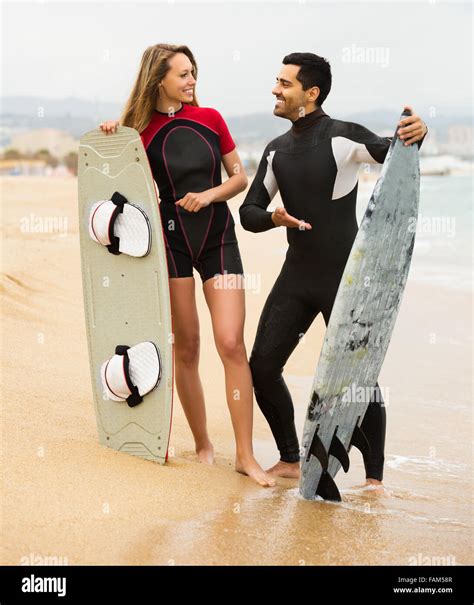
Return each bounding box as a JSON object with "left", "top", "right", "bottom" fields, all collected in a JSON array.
[{"left": 141, "top": 103, "right": 244, "bottom": 282}]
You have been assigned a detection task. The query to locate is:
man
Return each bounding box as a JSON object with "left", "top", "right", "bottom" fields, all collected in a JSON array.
[{"left": 239, "top": 52, "right": 427, "bottom": 485}]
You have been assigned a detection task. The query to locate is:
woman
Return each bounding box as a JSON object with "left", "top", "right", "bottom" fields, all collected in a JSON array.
[{"left": 100, "top": 43, "right": 275, "bottom": 487}]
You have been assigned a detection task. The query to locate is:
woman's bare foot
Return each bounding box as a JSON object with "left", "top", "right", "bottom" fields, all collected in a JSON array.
[
  {"left": 235, "top": 455, "right": 276, "bottom": 487},
  {"left": 196, "top": 440, "right": 214, "bottom": 465},
  {"left": 265, "top": 460, "right": 300, "bottom": 479}
]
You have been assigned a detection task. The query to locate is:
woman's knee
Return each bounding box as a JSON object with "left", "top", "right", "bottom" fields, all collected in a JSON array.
[
  {"left": 175, "top": 333, "right": 200, "bottom": 366},
  {"left": 216, "top": 335, "right": 247, "bottom": 364}
]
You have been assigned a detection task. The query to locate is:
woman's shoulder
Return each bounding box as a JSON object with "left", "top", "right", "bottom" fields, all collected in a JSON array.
[
  {"left": 186, "top": 105, "right": 229, "bottom": 131},
  {"left": 188, "top": 104, "right": 221, "bottom": 117}
]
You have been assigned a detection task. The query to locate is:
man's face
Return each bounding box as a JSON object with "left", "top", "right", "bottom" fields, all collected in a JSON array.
[{"left": 272, "top": 64, "right": 319, "bottom": 120}]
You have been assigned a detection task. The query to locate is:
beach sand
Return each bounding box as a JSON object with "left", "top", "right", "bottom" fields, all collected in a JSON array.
[{"left": 1, "top": 176, "right": 472, "bottom": 565}]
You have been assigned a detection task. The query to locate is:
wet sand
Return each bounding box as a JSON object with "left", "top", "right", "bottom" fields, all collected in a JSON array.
[{"left": 1, "top": 176, "right": 472, "bottom": 565}]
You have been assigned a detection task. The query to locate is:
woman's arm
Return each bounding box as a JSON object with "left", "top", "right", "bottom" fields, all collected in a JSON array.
[
  {"left": 215, "top": 148, "right": 249, "bottom": 200},
  {"left": 175, "top": 149, "right": 248, "bottom": 212}
]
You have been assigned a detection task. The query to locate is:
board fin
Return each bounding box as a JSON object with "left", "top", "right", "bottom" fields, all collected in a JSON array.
[
  {"left": 329, "top": 432, "right": 350, "bottom": 472},
  {"left": 349, "top": 424, "right": 371, "bottom": 458},
  {"left": 316, "top": 471, "right": 342, "bottom": 502},
  {"left": 306, "top": 429, "right": 328, "bottom": 470}
]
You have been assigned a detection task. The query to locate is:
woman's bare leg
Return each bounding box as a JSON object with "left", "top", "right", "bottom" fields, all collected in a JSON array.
[
  {"left": 170, "top": 277, "right": 213, "bottom": 464},
  {"left": 203, "top": 275, "right": 275, "bottom": 487}
]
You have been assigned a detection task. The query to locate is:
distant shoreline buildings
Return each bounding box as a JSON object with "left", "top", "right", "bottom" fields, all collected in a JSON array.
[{"left": 0, "top": 119, "right": 472, "bottom": 178}]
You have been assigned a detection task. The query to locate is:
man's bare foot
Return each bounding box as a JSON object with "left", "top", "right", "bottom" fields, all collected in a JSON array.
[
  {"left": 365, "top": 478, "right": 383, "bottom": 486},
  {"left": 365, "top": 479, "right": 386, "bottom": 492},
  {"left": 349, "top": 478, "right": 387, "bottom": 494},
  {"left": 196, "top": 441, "right": 214, "bottom": 465},
  {"left": 265, "top": 460, "right": 300, "bottom": 479},
  {"left": 235, "top": 455, "right": 276, "bottom": 487},
  {"left": 364, "top": 478, "right": 384, "bottom": 488}
]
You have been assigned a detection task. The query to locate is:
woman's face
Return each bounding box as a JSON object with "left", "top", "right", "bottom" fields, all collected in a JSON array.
[{"left": 160, "top": 52, "right": 196, "bottom": 103}]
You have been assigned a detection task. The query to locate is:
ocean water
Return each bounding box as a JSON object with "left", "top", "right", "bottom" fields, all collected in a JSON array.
[
  {"left": 358, "top": 174, "right": 473, "bottom": 292},
  {"left": 236, "top": 173, "right": 473, "bottom": 292}
]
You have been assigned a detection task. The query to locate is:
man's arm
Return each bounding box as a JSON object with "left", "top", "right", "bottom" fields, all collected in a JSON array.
[
  {"left": 239, "top": 144, "right": 278, "bottom": 233},
  {"left": 350, "top": 109, "right": 428, "bottom": 165},
  {"left": 351, "top": 130, "right": 427, "bottom": 165}
]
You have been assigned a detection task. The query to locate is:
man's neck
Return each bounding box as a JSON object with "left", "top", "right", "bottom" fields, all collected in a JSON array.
[{"left": 291, "top": 106, "right": 328, "bottom": 131}]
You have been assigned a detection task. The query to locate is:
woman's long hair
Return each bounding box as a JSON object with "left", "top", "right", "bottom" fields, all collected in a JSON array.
[{"left": 119, "top": 44, "right": 199, "bottom": 133}]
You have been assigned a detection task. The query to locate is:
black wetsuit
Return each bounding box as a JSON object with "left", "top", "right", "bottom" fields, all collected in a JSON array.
[
  {"left": 240, "top": 107, "right": 426, "bottom": 479},
  {"left": 141, "top": 103, "right": 244, "bottom": 282}
]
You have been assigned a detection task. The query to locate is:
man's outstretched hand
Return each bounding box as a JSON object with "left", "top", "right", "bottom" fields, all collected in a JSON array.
[
  {"left": 398, "top": 105, "right": 428, "bottom": 146},
  {"left": 271, "top": 207, "right": 312, "bottom": 230}
]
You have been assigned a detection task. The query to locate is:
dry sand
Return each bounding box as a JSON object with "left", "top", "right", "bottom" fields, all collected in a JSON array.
[{"left": 1, "top": 176, "right": 472, "bottom": 565}]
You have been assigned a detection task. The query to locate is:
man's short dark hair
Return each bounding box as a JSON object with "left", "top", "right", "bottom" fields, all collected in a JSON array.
[{"left": 282, "top": 52, "right": 332, "bottom": 106}]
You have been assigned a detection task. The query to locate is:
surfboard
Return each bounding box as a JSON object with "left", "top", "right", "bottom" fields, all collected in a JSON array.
[
  {"left": 77, "top": 126, "right": 173, "bottom": 464},
  {"left": 299, "top": 110, "right": 420, "bottom": 501}
]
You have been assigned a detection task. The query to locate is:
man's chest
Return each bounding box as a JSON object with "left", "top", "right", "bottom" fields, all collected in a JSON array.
[{"left": 272, "top": 140, "right": 337, "bottom": 200}]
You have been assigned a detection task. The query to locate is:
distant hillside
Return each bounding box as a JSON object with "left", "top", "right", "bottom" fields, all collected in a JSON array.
[
  {"left": 339, "top": 108, "right": 473, "bottom": 138},
  {"left": 0, "top": 96, "right": 472, "bottom": 146}
]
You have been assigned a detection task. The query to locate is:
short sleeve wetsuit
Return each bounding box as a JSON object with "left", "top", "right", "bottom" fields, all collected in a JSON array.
[
  {"left": 140, "top": 103, "right": 244, "bottom": 282},
  {"left": 239, "top": 107, "right": 426, "bottom": 478}
]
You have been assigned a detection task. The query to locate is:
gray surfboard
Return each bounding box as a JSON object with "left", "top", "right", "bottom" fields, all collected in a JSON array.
[
  {"left": 78, "top": 126, "right": 173, "bottom": 464},
  {"left": 299, "top": 110, "right": 420, "bottom": 501}
]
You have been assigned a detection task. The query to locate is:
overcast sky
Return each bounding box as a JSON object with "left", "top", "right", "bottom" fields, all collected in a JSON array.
[{"left": 2, "top": 1, "right": 472, "bottom": 118}]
